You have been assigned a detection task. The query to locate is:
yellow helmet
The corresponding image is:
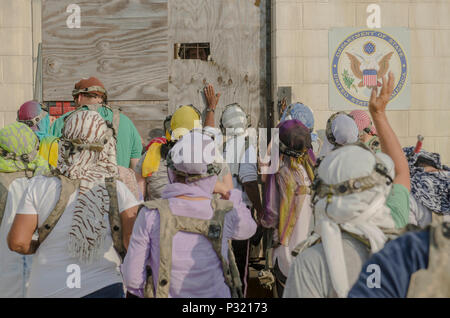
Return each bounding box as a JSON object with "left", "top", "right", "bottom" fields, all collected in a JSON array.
[{"left": 167, "top": 105, "right": 202, "bottom": 141}]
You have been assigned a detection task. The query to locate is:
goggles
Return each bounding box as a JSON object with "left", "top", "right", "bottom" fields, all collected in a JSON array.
[
  {"left": 0, "top": 144, "right": 38, "bottom": 172},
  {"left": 166, "top": 153, "right": 221, "bottom": 183},
  {"left": 60, "top": 137, "right": 106, "bottom": 158},
  {"left": 72, "top": 85, "right": 107, "bottom": 98},
  {"left": 279, "top": 139, "right": 307, "bottom": 159},
  {"left": 312, "top": 142, "right": 393, "bottom": 202},
  {"left": 0, "top": 149, "right": 35, "bottom": 163},
  {"left": 219, "top": 103, "right": 250, "bottom": 134},
  {"left": 17, "top": 107, "right": 47, "bottom": 129}
]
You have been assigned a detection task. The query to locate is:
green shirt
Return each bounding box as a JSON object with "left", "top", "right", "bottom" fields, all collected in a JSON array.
[
  {"left": 49, "top": 106, "right": 143, "bottom": 168},
  {"left": 386, "top": 183, "right": 410, "bottom": 229}
]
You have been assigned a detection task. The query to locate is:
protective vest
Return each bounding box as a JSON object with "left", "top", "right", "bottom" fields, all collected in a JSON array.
[
  {"left": 117, "top": 166, "right": 139, "bottom": 200},
  {"left": 0, "top": 171, "right": 28, "bottom": 226},
  {"left": 407, "top": 222, "right": 450, "bottom": 298},
  {"left": 145, "top": 159, "right": 169, "bottom": 201},
  {"left": 25, "top": 174, "right": 125, "bottom": 259},
  {"left": 141, "top": 198, "right": 243, "bottom": 298}
]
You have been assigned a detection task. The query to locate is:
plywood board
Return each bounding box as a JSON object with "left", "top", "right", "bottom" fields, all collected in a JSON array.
[
  {"left": 42, "top": 0, "right": 168, "bottom": 101},
  {"left": 108, "top": 101, "right": 168, "bottom": 145},
  {"left": 168, "top": 0, "right": 268, "bottom": 129}
]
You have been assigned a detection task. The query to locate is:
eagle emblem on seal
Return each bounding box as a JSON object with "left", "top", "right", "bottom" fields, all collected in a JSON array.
[{"left": 345, "top": 50, "right": 394, "bottom": 88}]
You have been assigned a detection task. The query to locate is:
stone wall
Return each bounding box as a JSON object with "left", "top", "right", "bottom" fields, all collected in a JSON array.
[
  {"left": 272, "top": 0, "right": 450, "bottom": 164},
  {"left": 0, "top": 0, "right": 36, "bottom": 127}
]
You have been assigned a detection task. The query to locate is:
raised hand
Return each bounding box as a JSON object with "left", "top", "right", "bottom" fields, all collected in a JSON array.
[
  {"left": 369, "top": 71, "right": 395, "bottom": 115},
  {"left": 204, "top": 84, "right": 221, "bottom": 110},
  {"left": 368, "top": 70, "right": 411, "bottom": 193}
]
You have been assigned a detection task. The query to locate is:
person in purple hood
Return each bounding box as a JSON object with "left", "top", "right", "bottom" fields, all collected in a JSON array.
[
  {"left": 122, "top": 130, "right": 257, "bottom": 298},
  {"left": 261, "top": 119, "right": 316, "bottom": 297}
]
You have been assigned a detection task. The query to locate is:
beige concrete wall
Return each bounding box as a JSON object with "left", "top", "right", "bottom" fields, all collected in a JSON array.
[
  {"left": 0, "top": 0, "right": 36, "bottom": 127},
  {"left": 272, "top": 0, "right": 450, "bottom": 165}
]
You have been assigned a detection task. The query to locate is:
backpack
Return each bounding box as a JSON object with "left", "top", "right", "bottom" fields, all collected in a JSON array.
[
  {"left": 145, "top": 158, "right": 170, "bottom": 201},
  {"left": 407, "top": 222, "right": 450, "bottom": 298},
  {"left": 141, "top": 197, "right": 243, "bottom": 298}
]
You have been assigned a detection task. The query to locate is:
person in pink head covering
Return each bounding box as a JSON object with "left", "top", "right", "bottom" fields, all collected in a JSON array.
[
  {"left": 17, "top": 101, "right": 51, "bottom": 141},
  {"left": 349, "top": 110, "right": 381, "bottom": 153}
]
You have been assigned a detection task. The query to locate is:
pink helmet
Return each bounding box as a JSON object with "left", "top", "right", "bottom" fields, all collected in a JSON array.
[
  {"left": 17, "top": 101, "right": 45, "bottom": 131},
  {"left": 349, "top": 110, "right": 377, "bottom": 136}
]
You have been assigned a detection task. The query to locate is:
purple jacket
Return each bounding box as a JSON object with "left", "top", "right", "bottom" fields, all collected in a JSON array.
[{"left": 121, "top": 176, "right": 257, "bottom": 298}]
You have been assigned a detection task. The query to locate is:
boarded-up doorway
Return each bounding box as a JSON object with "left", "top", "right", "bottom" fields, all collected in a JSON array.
[{"left": 169, "top": 0, "right": 269, "bottom": 129}]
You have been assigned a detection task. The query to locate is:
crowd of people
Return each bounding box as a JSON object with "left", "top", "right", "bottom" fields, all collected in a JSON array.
[{"left": 0, "top": 72, "right": 448, "bottom": 298}]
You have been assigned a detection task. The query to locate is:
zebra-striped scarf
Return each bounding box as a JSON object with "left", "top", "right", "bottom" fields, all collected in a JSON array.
[{"left": 58, "top": 110, "right": 119, "bottom": 263}]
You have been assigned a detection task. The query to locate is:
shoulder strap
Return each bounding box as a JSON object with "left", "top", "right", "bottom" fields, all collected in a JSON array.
[
  {"left": 112, "top": 108, "right": 121, "bottom": 137},
  {"left": 101, "top": 106, "right": 120, "bottom": 140},
  {"left": 66, "top": 104, "right": 120, "bottom": 139},
  {"left": 37, "top": 175, "right": 79, "bottom": 248},
  {"left": 0, "top": 172, "right": 28, "bottom": 226},
  {"left": 142, "top": 199, "right": 174, "bottom": 298},
  {"left": 105, "top": 177, "right": 126, "bottom": 260}
]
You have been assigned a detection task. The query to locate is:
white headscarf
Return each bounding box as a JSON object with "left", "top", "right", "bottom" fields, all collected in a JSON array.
[
  {"left": 319, "top": 114, "right": 359, "bottom": 157},
  {"left": 296, "top": 145, "right": 396, "bottom": 298}
]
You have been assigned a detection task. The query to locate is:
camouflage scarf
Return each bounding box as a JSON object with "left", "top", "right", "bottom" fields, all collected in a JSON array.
[{"left": 0, "top": 122, "right": 49, "bottom": 176}]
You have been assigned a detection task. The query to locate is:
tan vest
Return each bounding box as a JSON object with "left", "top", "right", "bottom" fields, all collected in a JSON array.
[
  {"left": 0, "top": 171, "right": 28, "bottom": 226},
  {"left": 22, "top": 174, "right": 125, "bottom": 258},
  {"left": 407, "top": 222, "right": 450, "bottom": 298},
  {"left": 142, "top": 198, "right": 243, "bottom": 298}
]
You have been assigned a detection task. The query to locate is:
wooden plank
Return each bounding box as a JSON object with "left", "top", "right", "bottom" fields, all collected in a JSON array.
[
  {"left": 168, "top": 0, "right": 267, "bottom": 129},
  {"left": 109, "top": 101, "right": 167, "bottom": 121},
  {"left": 42, "top": 0, "right": 168, "bottom": 101},
  {"left": 108, "top": 101, "right": 168, "bottom": 145},
  {"left": 133, "top": 120, "right": 166, "bottom": 146}
]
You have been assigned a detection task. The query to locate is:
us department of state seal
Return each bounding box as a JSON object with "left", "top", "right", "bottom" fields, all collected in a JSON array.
[{"left": 331, "top": 29, "right": 408, "bottom": 108}]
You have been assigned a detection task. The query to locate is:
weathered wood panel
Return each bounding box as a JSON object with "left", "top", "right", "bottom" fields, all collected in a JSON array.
[
  {"left": 42, "top": 0, "right": 168, "bottom": 101},
  {"left": 168, "top": 0, "right": 268, "bottom": 128},
  {"left": 108, "top": 101, "right": 167, "bottom": 145}
]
